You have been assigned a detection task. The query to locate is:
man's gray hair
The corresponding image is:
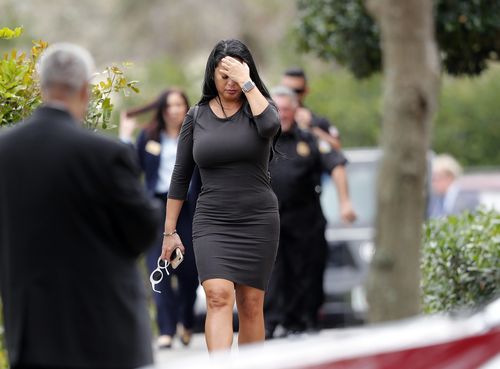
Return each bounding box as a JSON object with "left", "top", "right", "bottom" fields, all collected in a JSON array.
[
  {"left": 433, "top": 154, "right": 463, "bottom": 178},
  {"left": 38, "top": 43, "right": 95, "bottom": 93},
  {"left": 270, "top": 85, "right": 299, "bottom": 106}
]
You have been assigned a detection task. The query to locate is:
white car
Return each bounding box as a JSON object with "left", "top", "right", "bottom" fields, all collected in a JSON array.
[{"left": 448, "top": 171, "right": 500, "bottom": 214}]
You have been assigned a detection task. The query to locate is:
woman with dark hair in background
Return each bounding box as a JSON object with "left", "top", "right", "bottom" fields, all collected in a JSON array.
[
  {"left": 119, "top": 89, "right": 201, "bottom": 349},
  {"left": 161, "top": 39, "right": 281, "bottom": 351}
]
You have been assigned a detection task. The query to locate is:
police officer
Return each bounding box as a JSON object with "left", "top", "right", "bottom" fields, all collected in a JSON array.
[
  {"left": 265, "top": 86, "right": 356, "bottom": 338},
  {"left": 282, "top": 67, "right": 342, "bottom": 151}
]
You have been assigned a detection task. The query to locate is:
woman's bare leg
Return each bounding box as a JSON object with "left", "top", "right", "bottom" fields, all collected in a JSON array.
[
  {"left": 202, "top": 278, "right": 235, "bottom": 351},
  {"left": 235, "top": 284, "right": 265, "bottom": 345}
]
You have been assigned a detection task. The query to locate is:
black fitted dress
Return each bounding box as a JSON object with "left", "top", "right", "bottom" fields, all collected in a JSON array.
[{"left": 168, "top": 102, "right": 281, "bottom": 290}]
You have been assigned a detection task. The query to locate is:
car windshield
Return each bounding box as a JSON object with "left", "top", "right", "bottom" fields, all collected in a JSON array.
[{"left": 320, "top": 161, "right": 378, "bottom": 228}]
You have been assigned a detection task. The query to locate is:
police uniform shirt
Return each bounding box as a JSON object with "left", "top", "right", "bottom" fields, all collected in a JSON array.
[
  {"left": 270, "top": 125, "right": 347, "bottom": 231},
  {"left": 309, "top": 111, "right": 340, "bottom": 139},
  {"left": 311, "top": 113, "right": 331, "bottom": 133}
]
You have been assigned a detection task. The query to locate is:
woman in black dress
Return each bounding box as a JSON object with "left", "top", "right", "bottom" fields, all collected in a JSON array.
[{"left": 161, "top": 39, "right": 280, "bottom": 351}]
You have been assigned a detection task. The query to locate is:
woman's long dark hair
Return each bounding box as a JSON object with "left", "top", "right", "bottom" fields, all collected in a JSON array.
[
  {"left": 198, "top": 39, "right": 280, "bottom": 160},
  {"left": 198, "top": 39, "right": 270, "bottom": 105},
  {"left": 126, "top": 88, "right": 189, "bottom": 142}
]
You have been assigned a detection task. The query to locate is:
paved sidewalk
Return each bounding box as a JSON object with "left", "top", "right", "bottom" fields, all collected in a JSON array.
[{"left": 154, "top": 333, "right": 239, "bottom": 365}]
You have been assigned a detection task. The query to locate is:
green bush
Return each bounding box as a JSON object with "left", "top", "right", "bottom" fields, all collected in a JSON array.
[
  {"left": 0, "top": 29, "right": 45, "bottom": 126},
  {"left": 433, "top": 64, "right": 500, "bottom": 167},
  {"left": 85, "top": 63, "right": 139, "bottom": 131},
  {"left": 421, "top": 208, "right": 500, "bottom": 314},
  {"left": 0, "top": 26, "right": 139, "bottom": 130}
]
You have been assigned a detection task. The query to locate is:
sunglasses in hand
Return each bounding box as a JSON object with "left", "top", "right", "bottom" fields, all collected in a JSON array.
[{"left": 149, "top": 248, "right": 184, "bottom": 293}]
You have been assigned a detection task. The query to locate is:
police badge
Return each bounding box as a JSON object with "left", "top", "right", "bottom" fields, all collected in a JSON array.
[{"left": 296, "top": 141, "right": 311, "bottom": 157}]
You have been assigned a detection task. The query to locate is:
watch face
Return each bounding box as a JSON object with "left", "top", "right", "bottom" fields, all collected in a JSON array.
[{"left": 243, "top": 80, "right": 255, "bottom": 92}]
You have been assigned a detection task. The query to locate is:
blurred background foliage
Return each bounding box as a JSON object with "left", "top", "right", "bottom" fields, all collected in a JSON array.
[
  {"left": 421, "top": 208, "right": 500, "bottom": 314},
  {"left": 433, "top": 64, "right": 500, "bottom": 167},
  {"left": 305, "top": 65, "right": 500, "bottom": 167},
  {"left": 296, "top": 0, "right": 500, "bottom": 78}
]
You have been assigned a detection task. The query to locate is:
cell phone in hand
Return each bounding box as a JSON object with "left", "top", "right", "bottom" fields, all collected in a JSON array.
[{"left": 170, "top": 248, "right": 184, "bottom": 269}]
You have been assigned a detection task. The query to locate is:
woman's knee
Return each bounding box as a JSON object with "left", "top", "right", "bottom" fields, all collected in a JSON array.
[
  {"left": 204, "top": 282, "right": 234, "bottom": 311},
  {"left": 237, "top": 291, "right": 264, "bottom": 320}
]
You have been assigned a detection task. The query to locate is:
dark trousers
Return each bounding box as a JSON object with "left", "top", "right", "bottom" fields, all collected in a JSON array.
[
  {"left": 146, "top": 193, "right": 199, "bottom": 336},
  {"left": 264, "top": 224, "right": 327, "bottom": 332},
  {"left": 304, "top": 232, "right": 327, "bottom": 327}
]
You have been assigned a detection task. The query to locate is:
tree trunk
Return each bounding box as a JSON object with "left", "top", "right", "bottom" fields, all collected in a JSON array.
[{"left": 364, "top": 0, "right": 440, "bottom": 322}]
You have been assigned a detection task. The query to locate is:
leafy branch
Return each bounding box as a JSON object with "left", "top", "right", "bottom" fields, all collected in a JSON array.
[
  {"left": 0, "top": 26, "right": 139, "bottom": 130},
  {"left": 85, "top": 63, "right": 140, "bottom": 131},
  {"left": 0, "top": 27, "right": 48, "bottom": 126}
]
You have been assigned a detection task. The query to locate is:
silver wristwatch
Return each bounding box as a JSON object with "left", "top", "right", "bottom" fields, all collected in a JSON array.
[{"left": 241, "top": 80, "right": 256, "bottom": 93}]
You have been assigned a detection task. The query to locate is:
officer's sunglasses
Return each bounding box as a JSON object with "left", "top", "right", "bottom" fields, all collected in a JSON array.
[{"left": 149, "top": 256, "right": 170, "bottom": 294}]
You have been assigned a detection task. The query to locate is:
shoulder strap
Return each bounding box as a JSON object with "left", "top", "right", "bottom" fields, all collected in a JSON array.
[
  {"left": 193, "top": 104, "right": 199, "bottom": 122},
  {"left": 191, "top": 104, "right": 199, "bottom": 133}
]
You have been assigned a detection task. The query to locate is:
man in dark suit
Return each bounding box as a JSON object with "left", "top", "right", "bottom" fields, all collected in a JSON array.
[{"left": 0, "top": 43, "right": 161, "bottom": 369}]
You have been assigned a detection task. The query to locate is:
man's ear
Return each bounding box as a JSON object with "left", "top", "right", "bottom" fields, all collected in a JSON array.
[
  {"left": 80, "top": 84, "right": 90, "bottom": 103},
  {"left": 76, "top": 84, "right": 90, "bottom": 121}
]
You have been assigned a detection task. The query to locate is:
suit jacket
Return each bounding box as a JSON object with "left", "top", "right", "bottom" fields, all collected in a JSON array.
[
  {"left": 136, "top": 129, "right": 201, "bottom": 199},
  {"left": 0, "top": 106, "right": 161, "bottom": 368},
  {"left": 136, "top": 130, "right": 162, "bottom": 196}
]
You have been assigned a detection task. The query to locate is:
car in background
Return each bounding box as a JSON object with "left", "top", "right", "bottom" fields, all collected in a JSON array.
[
  {"left": 318, "top": 147, "right": 381, "bottom": 327},
  {"left": 318, "top": 150, "right": 500, "bottom": 328},
  {"left": 448, "top": 171, "right": 500, "bottom": 214}
]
